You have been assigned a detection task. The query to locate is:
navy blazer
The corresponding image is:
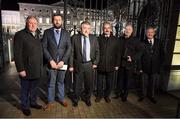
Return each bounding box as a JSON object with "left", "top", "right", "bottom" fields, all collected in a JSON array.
[{"left": 42, "top": 27, "right": 71, "bottom": 65}]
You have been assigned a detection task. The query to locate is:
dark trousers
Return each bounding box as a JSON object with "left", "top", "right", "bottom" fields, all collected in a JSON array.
[
  {"left": 74, "top": 62, "right": 93, "bottom": 102},
  {"left": 20, "top": 78, "right": 39, "bottom": 109},
  {"left": 139, "top": 73, "right": 159, "bottom": 98},
  {"left": 64, "top": 71, "right": 73, "bottom": 94},
  {"left": 116, "top": 67, "right": 134, "bottom": 98},
  {"left": 97, "top": 71, "right": 114, "bottom": 98}
]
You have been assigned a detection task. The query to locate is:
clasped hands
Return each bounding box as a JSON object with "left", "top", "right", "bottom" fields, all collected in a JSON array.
[{"left": 50, "top": 60, "right": 64, "bottom": 69}]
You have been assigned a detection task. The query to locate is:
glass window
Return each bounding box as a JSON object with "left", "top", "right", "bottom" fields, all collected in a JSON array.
[
  {"left": 60, "top": 10, "right": 63, "bottom": 14},
  {"left": 176, "top": 27, "right": 180, "bottom": 39},
  {"left": 46, "top": 18, "right": 50, "bottom": 24},
  {"left": 53, "top": 10, "right": 56, "bottom": 13},
  {"left": 39, "top": 17, "right": 42, "bottom": 23},
  {"left": 174, "top": 41, "right": 180, "bottom": 52},
  {"left": 172, "top": 12, "right": 180, "bottom": 66},
  {"left": 172, "top": 54, "right": 180, "bottom": 65}
]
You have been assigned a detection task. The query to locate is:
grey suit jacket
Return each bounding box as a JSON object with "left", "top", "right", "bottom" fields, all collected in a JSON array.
[
  {"left": 69, "top": 34, "right": 100, "bottom": 72},
  {"left": 42, "top": 27, "right": 71, "bottom": 66}
]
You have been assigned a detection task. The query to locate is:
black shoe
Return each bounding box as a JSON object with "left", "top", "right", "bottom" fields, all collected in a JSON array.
[
  {"left": 104, "top": 97, "right": 111, "bottom": 103},
  {"left": 30, "top": 104, "right": 43, "bottom": 109},
  {"left": 95, "top": 97, "right": 102, "bottom": 102},
  {"left": 85, "top": 100, "right": 91, "bottom": 106},
  {"left": 138, "top": 97, "right": 144, "bottom": 102},
  {"left": 73, "top": 101, "right": 78, "bottom": 107},
  {"left": 113, "top": 95, "right": 120, "bottom": 99},
  {"left": 122, "top": 96, "right": 127, "bottom": 102},
  {"left": 22, "top": 109, "right": 31, "bottom": 116},
  {"left": 73, "top": 99, "right": 78, "bottom": 107},
  {"left": 149, "top": 97, "right": 157, "bottom": 104}
]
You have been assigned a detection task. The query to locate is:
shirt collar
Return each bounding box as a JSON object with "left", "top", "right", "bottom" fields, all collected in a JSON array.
[
  {"left": 54, "top": 28, "right": 61, "bottom": 33},
  {"left": 148, "top": 38, "right": 154, "bottom": 43}
]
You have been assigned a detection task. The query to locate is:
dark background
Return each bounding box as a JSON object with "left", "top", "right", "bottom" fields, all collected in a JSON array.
[{"left": 2, "top": 0, "right": 108, "bottom": 10}]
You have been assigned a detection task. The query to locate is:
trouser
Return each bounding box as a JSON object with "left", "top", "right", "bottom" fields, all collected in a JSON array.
[
  {"left": 20, "top": 78, "right": 39, "bottom": 109},
  {"left": 47, "top": 69, "right": 66, "bottom": 103},
  {"left": 116, "top": 67, "right": 134, "bottom": 98},
  {"left": 139, "top": 73, "right": 159, "bottom": 98},
  {"left": 74, "top": 62, "right": 93, "bottom": 102},
  {"left": 97, "top": 71, "right": 114, "bottom": 98}
]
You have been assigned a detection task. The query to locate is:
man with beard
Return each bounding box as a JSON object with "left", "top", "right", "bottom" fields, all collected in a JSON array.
[
  {"left": 95, "top": 21, "right": 119, "bottom": 103},
  {"left": 42, "top": 14, "right": 71, "bottom": 110}
]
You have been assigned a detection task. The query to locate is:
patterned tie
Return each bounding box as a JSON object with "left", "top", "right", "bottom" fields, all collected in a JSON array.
[{"left": 83, "top": 36, "right": 87, "bottom": 62}]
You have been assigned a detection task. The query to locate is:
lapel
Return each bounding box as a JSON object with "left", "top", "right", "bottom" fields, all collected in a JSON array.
[
  {"left": 77, "top": 35, "right": 82, "bottom": 56},
  {"left": 50, "top": 28, "right": 57, "bottom": 46},
  {"left": 89, "top": 34, "right": 93, "bottom": 56},
  {"left": 58, "top": 29, "right": 64, "bottom": 48},
  {"left": 152, "top": 38, "right": 158, "bottom": 50}
]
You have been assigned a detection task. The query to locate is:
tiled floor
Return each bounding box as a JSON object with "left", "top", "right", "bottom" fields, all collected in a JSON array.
[{"left": 0, "top": 63, "right": 178, "bottom": 118}]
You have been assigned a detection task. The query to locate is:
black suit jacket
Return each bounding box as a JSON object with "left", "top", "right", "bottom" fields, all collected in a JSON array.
[
  {"left": 69, "top": 34, "right": 100, "bottom": 72},
  {"left": 14, "top": 28, "right": 43, "bottom": 79},
  {"left": 141, "top": 38, "right": 164, "bottom": 74},
  {"left": 97, "top": 34, "right": 120, "bottom": 72},
  {"left": 42, "top": 27, "right": 71, "bottom": 66},
  {"left": 120, "top": 36, "right": 143, "bottom": 69}
]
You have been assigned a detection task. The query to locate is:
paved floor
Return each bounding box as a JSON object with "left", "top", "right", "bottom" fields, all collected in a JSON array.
[{"left": 0, "top": 63, "right": 178, "bottom": 118}]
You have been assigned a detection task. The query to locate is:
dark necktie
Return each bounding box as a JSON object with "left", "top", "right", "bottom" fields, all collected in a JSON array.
[
  {"left": 149, "top": 40, "right": 153, "bottom": 54},
  {"left": 83, "top": 36, "right": 87, "bottom": 62},
  {"left": 56, "top": 30, "right": 59, "bottom": 34},
  {"left": 149, "top": 40, "right": 153, "bottom": 47}
]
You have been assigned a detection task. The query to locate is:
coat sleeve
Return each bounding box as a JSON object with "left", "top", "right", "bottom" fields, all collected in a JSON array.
[
  {"left": 42, "top": 30, "right": 53, "bottom": 62},
  {"left": 62, "top": 32, "right": 71, "bottom": 63},
  {"left": 132, "top": 39, "right": 144, "bottom": 62},
  {"left": 14, "top": 32, "right": 25, "bottom": 72},
  {"left": 137, "top": 42, "right": 145, "bottom": 71},
  {"left": 159, "top": 39, "right": 166, "bottom": 67},
  {"left": 69, "top": 35, "right": 75, "bottom": 67},
  {"left": 92, "top": 36, "right": 100, "bottom": 65},
  {"left": 115, "top": 38, "right": 121, "bottom": 67}
]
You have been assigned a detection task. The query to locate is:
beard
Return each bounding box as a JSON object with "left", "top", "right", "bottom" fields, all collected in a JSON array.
[{"left": 53, "top": 23, "right": 62, "bottom": 29}]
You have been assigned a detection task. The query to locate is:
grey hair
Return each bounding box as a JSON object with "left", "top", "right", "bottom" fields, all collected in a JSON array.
[{"left": 25, "top": 15, "right": 37, "bottom": 25}]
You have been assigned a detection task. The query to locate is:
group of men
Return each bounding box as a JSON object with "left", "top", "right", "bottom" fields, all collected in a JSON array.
[{"left": 14, "top": 14, "right": 164, "bottom": 116}]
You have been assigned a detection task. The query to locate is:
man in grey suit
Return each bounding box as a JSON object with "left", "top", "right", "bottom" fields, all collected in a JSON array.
[
  {"left": 69, "top": 21, "right": 100, "bottom": 107},
  {"left": 42, "top": 14, "right": 71, "bottom": 110}
]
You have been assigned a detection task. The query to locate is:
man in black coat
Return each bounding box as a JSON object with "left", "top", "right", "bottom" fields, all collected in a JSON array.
[
  {"left": 42, "top": 14, "right": 71, "bottom": 110},
  {"left": 138, "top": 27, "right": 164, "bottom": 103},
  {"left": 14, "top": 16, "right": 43, "bottom": 116},
  {"left": 114, "top": 24, "right": 142, "bottom": 102},
  {"left": 95, "top": 21, "right": 119, "bottom": 103},
  {"left": 69, "top": 21, "right": 100, "bottom": 107}
]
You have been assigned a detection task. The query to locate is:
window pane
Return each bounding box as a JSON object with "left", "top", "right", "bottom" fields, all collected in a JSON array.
[
  {"left": 172, "top": 54, "right": 180, "bottom": 65},
  {"left": 176, "top": 27, "right": 180, "bottom": 39},
  {"left": 174, "top": 40, "right": 180, "bottom": 52}
]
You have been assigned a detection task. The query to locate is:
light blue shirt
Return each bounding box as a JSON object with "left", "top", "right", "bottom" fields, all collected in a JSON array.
[
  {"left": 54, "top": 28, "right": 61, "bottom": 45},
  {"left": 81, "top": 35, "right": 91, "bottom": 61}
]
